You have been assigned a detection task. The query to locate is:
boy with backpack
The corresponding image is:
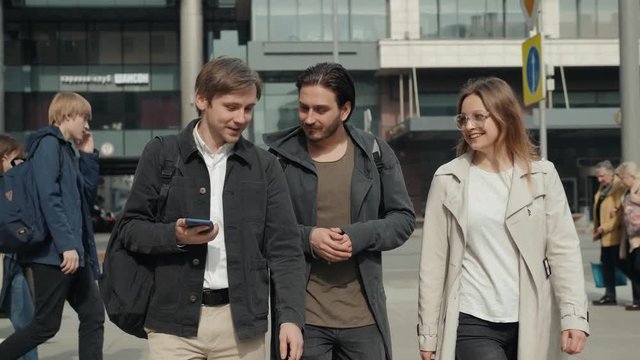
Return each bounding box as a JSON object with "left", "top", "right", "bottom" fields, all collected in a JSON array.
[{"left": 0, "top": 93, "right": 104, "bottom": 360}]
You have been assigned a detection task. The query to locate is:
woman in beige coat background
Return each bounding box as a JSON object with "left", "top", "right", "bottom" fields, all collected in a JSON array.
[{"left": 417, "top": 77, "right": 589, "bottom": 360}]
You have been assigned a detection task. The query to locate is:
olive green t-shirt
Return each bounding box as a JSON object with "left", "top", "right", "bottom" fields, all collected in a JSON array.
[{"left": 305, "top": 140, "right": 375, "bottom": 328}]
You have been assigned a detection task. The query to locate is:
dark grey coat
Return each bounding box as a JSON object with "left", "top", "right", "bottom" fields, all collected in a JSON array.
[
  {"left": 264, "top": 124, "right": 416, "bottom": 359},
  {"left": 119, "top": 120, "right": 306, "bottom": 339}
]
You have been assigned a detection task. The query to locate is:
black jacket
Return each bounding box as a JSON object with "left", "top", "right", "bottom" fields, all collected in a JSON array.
[
  {"left": 119, "top": 120, "right": 306, "bottom": 339},
  {"left": 264, "top": 125, "right": 416, "bottom": 359}
]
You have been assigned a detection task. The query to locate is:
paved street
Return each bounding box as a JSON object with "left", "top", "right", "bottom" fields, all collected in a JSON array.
[{"left": 2, "top": 224, "right": 639, "bottom": 359}]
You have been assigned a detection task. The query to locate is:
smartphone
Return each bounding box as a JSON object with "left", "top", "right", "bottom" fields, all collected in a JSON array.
[{"left": 184, "top": 218, "right": 214, "bottom": 229}]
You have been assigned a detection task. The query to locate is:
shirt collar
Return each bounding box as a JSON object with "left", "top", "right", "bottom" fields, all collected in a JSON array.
[{"left": 193, "top": 121, "right": 233, "bottom": 157}]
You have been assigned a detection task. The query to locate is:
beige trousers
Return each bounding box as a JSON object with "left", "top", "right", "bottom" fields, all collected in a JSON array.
[{"left": 146, "top": 304, "right": 265, "bottom": 360}]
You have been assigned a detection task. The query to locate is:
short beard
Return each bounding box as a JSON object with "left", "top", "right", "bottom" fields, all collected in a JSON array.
[{"left": 306, "top": 117, "right": 343, "bottom": 143}]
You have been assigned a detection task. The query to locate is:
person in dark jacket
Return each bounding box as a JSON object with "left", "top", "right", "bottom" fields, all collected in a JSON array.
[
  {"left": 263, "top": 62, "right": 416, "bottom": 360},
  {"left": 0, "top": 134, "right": 38, "bottom": 360},
  {"left": 0, "top": 92, "right": 104, "bottom": 360},
  {"left": 118, "top": 56, "right": 306, "bottom": 360}
]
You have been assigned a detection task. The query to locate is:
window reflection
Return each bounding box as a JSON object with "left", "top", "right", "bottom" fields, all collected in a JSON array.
[
  {"left": 419, "top": 0, "right": 526, "bottom": 39},
  {"left": 560, "top": 0, "right": 618, "bottom": 38},
  {"left": 252, "top": 0, "right": 387, "bottom": 42},
  {"left": 3, "top": 20, "right": 181, "bottom": 131}
]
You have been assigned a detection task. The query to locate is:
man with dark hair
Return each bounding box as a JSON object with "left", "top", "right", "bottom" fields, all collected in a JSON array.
[
  {"left": 264, "top": 62, "right": 415, "bottom": 360},
  {"left": 118, "top": 56, "right": 306, "bottom": 359}
]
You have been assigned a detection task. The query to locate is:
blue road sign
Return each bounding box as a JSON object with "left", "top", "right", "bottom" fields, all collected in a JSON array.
[{"left": 526, "top": 47, "right": 540, "bottom": 94}]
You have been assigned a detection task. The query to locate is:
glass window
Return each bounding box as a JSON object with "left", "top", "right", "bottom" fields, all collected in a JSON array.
[
  {"left": 86, "top": 92, "right": 126, "bottom": 130},
  {"left": 560, "top": 0, "right": 578, "bottom": 38},
  {"left": 270, "top": 0, "right": 298, "bottom": 41},
  {"left": 596, "top": 0, "right": 618, "bottom": 38},
  {"left": 32, "top": 23, "right": 59, "bottom": 65},
  {"left": 211, "top": 30, "right": 247, "bottom": 61},
  {"left": 420, "top": 0, "right": 439, "bottom": 38},
  {"left": 350, "top": 73, "right": 379, "bottom": 132},
  {"left": 578, "top": 0, "right": 597, "bottom": 38},
  {"left": 439, "top": 1, "right": 460, "bottom": 38},
  {"left": 421, "top": 0, "right": 525, "bottom": 39},
  {"left": 298, "top": 0, "right": 323, "bottom": 41},
  {"left": 59, "top": 23, "right": 87, "bottom": 65},
  {"left": 123, "top": 23, "right": 150, "bottom": 64},
  {"left": 351, "top": 0, "right": 387, "bottom": 41},
  {"left": 419, "top": 93, "right": 458, "bottom": 116},
  {"left": 88, "top": 23, "right": 122, "bottom": 65},
  {"left": 458, "top": 0, "right": 486, "bottom": 38},
  {"left": 504, "top": 0, "right": 526, "bottom": 38},
  {"left": 322, "top": 0, "right": 349, "bottom": 41},
  {"left": 5, "top": 93, "right": 25, "bottom": 132},
  {"left": 150, "top": 22, "right": 178, "bottom": 64},
  {"left": 485, "top": 0, "right": 503, "bottom": 38},
  {"left": 5, "top": 23, "right": 28, "bottom": 65},
  {"left": 253, "top": 0, "right": 269, "bottom": 41}
]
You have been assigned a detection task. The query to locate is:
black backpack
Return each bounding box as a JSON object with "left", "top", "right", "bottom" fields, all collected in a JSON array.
[{"left": 99, "top": 135, "right": 180, "bottom": 338}]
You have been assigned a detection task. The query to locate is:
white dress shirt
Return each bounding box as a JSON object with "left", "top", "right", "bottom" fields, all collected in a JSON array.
[{"left": 193, "top": 123, "right": 233, "bottom": 289}]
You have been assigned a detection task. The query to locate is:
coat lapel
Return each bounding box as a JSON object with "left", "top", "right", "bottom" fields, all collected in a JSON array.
[
  {"left": 505, "top": 163, "right": 534, "bottom": 219},
  {"left": 438, "top": 153, "right": 472, "bottom": 243},
  {"left": 505, "top": 162, "right": 547, "bottom": 292}
]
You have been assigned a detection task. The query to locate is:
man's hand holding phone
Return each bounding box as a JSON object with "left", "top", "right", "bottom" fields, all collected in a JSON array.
[{"left": 175, "top": 218, "right": 219, "bottom": 245}]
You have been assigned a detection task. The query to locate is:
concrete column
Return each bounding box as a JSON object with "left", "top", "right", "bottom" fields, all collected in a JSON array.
[
  {"left": 618, "top": 0, "right": 640, "bottom": 163},
  {"left": 0, "top": 3, "right": 5, "bottom": 133},
  {"left": 180, "top": 0, "right": 203, "bottom": 126}
]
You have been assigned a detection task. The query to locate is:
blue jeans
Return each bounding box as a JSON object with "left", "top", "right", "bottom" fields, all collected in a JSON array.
[
  {"left": 303, "top": 324, "right": 385, "bottom": 360},
  {"left": 456, "top": 313, "right": 519, "bottom": 360},
  {"left": 1, "top": 255, "right": 39, "bottom": 360}
]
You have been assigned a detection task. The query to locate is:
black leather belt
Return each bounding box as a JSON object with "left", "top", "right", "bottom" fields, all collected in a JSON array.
[{"left": 202, "top": 288, "right": 229, "bottom": 306}]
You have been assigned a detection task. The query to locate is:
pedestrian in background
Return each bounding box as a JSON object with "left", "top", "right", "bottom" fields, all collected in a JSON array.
[
  {"left": 615, "top": 161, "right": 640, "bottom": 311},
  {"left": 0, "top": 93, "right": 104, "bottom": 360},
  {"left": 418, "top": 77, "right": 589, "bottom": 360},
  {"left": 592, "top": 160, "right": 626, "bottom": 306},
  {"left": 0, "top": 134, "right": 38, "bottom": 360}
]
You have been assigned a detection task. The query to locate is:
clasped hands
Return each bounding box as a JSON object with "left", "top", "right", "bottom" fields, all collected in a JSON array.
[{"left": 310, "top": 227, "right": 352, "bottom": 262}]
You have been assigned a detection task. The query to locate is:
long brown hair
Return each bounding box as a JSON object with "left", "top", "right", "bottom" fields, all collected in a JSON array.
[{"left": 456, "top": 77, "right": 539, "bottom": 172}]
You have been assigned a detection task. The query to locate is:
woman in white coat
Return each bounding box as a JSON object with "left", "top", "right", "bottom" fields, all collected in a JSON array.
[{"left": 417, "top": 77, "right": 589, "bottom": 360}]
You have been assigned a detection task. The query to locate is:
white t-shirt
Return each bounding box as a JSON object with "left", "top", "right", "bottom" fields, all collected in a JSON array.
[{"left": 458, "top": 165, "right": 520, "bottom": 323}]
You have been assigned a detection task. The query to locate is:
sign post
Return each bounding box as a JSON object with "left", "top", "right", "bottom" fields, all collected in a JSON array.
[
  {"left": 521, "top": 0, "right": 547, "bottom": 159},
  {"left": 520, "top": 0, "right": 541, "bottom": 31}
]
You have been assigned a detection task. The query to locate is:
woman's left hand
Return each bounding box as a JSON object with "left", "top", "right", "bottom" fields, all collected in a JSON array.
[{"left": 560, "top": 329, "right": 587, "bottom": 355}]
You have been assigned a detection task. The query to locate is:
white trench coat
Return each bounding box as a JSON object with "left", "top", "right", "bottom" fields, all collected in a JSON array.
[{"left": 418, "top": 153, "right": 589, "bottom": 360}]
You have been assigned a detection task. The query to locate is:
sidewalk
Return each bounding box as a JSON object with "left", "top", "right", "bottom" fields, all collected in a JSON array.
[{"left": 2, "top": 227, "right": 639, "bottom": 359}]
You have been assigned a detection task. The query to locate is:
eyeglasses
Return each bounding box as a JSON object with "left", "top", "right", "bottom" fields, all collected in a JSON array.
[{"left": 454, "top": 111, "right": 491, "bottom": 130}]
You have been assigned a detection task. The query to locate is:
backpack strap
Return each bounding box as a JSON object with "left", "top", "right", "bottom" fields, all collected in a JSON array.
[
  {"left": 155, "top": 136, "right": 181, "bottom": 222},
  {"left": 27, "top": 134, "right": 64, "bottom": 183},
  {"left": 372, "top": 138, "right": 383, "bottom": 175},
  {"left": 371, "top": 137, "right": 385, "bottom": 214}
]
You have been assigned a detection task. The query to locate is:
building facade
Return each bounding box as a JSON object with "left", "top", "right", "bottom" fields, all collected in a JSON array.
[
  {"left": 1, "top": 0, "right": 626, "bottom": 217},
  {"left": 379, "top": 0, "right": 623, "bottom": 215}
]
